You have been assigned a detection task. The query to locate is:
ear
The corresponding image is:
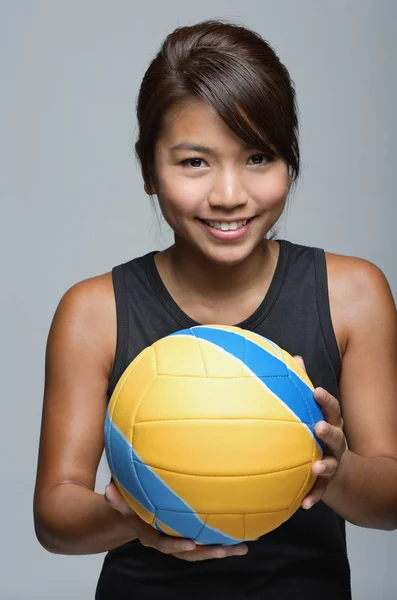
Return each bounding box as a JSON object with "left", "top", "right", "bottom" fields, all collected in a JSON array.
[{"left": 144, "top": 182, "right": 156, "bottom": 196}]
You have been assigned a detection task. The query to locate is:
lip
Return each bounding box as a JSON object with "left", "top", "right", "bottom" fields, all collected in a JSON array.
[
  {"left": 200, "top": 217, "right": 254, "bottom": 223},
  {"left": 197, "top": 217, "right": 255, "bottom": 241}
]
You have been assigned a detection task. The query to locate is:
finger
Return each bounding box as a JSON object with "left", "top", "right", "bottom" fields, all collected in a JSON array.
[
  {"left": 312, "top": 456, "right": 339, "bottom": 478},
  {"left": 154, "top": 535, "right": 197, "bottom": 555},
  {"left": 105, "top": 484, "right": 135, "bottom": 516},
  {"left": 173, "top": 543, "right": 249, "bottom": 561},
  {"left": 314, "top": 421, "right": 346, "bottom": 457},
  {"left": 138, "top": 522, "right": 249, "bottom": 560},
  {"left": 313, "top": 388, "right": 342, "bottom": 428},
  {"left": 136, "top": 521, "right": 197, "bottom": 555},
  {"left": 293, "top": 355, "right": 307, "bottom": 373},
  {"left": 302, "top": 476, "right": 328, "bottom": 509},
  {"left": 105, "top": 482, "right": 124, "bottom": 504}
]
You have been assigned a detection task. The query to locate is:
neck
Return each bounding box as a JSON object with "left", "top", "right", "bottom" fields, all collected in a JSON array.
[{"left": 161, "top": 237, "right": 279, "bottom": 301}]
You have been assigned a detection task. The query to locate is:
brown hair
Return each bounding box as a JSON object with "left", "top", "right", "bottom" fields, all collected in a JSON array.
[{"left": 135, "top": 19, "right": 300, "bottom": 192}]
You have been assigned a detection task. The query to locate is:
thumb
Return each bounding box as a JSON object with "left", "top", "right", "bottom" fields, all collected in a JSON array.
[
  {"left": 105, "top": 484, "right": 136, "bottom": 517},
  {"left": 293, "top": 355, "right": 307, "bottom": 373},
  {"left": 105, "top": 482, "right": 121, "bottom": 502},
  {"left": 105, "top": 482, "right": 128, "bottom": 507}
]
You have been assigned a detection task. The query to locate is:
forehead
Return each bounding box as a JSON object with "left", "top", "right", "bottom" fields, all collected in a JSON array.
[{"left": 159, "top": 99, "right": 241, "bottom": 145}]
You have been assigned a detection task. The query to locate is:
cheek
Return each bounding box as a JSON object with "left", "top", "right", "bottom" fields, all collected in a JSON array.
[
  {"left": 250, "top": 174, "right": 288, "bottom": 210},
  {"left": 157, "top": 172, "right": 210, "bottom": 215}
]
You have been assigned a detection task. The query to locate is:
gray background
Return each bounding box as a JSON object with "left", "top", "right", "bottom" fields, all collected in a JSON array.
[{"left": 1, "top": 1, "right": 396, "bottom": 598}]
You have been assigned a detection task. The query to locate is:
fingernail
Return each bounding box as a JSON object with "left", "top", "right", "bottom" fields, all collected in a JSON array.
[
  {"left": 235, "top": 546, "right": 248, "bottom": 555},
  {"left": 182, "top": 542, "right": 196, "bottom": 551}
]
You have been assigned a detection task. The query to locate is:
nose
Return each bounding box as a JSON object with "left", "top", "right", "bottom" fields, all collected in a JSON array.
[{"left": 208, "top": 169, "right": 248, "bottom": 210}]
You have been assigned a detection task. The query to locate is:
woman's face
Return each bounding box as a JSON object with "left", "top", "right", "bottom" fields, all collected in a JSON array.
[{"left": 150, "top": 98, "right": 292, "bottom": 266}]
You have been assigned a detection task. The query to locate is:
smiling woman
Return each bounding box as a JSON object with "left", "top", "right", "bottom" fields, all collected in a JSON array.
[
  {"left": 33, "top": 17, "right": 397, "bottom": 600},
  {"left": 135, "top": 24, "right": 299, "bottom": 198},
  {"left": 149, "top": 98, "right": 291, "bottom": 266}
]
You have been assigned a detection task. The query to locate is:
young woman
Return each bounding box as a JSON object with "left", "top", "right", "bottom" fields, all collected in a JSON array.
[{"left": 33, "top": 20, "right": 397, "bottom": 600}]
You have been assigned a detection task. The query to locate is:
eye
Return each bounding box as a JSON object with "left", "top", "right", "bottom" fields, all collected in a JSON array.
[
  {"left": 248, "top": 154, "right": 268, "bottom": 165},
  {"left": 181, "top": 158, "right": 206, "bottom": 168}
]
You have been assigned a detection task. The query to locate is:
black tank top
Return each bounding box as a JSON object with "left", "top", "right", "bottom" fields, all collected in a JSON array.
[{"left": 96, "top": 239, "right": 351, "bottom": 600}]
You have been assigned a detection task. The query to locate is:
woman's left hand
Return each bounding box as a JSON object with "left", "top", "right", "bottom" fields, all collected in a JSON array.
[{"left": 293, "top": 355, "right": 347, "bottom": 510}]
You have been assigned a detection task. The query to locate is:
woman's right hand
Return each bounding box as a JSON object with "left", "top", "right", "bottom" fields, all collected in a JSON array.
[{"left": 104, "top": 482, "right": 249, "bottom": 561}]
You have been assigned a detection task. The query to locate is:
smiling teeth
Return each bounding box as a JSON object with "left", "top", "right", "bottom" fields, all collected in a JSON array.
[{"left": 204, "top": 219, "right": 247, "bottom": 230}]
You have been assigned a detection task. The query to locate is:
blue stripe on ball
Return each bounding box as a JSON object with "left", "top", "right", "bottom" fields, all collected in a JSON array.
[
  {"left": 154, "top": 520, "right": 166, "bottom": 533},
  {"left": 106, "top": 411, "right": 240, "bottom": 545},
  {"left": 172, "top": 327, "right": 324, "bottom": 450},
  {"left": 105, "top": 410, "right": 154, "bottom": 514}
]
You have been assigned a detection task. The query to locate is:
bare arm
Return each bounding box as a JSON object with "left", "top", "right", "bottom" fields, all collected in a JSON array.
[
  {"left": 321, "top": 255, "right": 397, "bottom": 529},
  {"left": 33, "top": 275, "right": 138, "bottom": 554},
  {"left": 34, "top": 274, "right": 250, "bottom": 561}
]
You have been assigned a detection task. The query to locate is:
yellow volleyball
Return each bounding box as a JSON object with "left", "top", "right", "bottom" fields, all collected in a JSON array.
[{"left": 105, "top": 325, "right": 323, "bottom": 545}]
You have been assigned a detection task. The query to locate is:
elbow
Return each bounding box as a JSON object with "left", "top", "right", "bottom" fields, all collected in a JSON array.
[
  {"left": 34, "top": 522, "right": 77, "bottom": 555},
  {"left": 33, "top": 498, "right": 72, "bottom": 555},
  {"left": 374, "top": 496, "right": 397, "bottom": 531},
  {"left": 377, "top": 511, "right": 397, "bottom": 532},
  {"left": 34, "top": 524, "right": 58, "bottom": 554},
  {"left": 349, "top": 503, "right": 397, "bottom": 532},
  {"left": 362, "top": 520, "right": 397, "bottom": 532},
  {"left": 34, "top": 515, "right": 67, "bottom": 554}
]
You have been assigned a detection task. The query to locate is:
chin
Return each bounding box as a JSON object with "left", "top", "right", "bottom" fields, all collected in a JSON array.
[{"left": 200, "top": 242, "right": 261, "bottom": 267}]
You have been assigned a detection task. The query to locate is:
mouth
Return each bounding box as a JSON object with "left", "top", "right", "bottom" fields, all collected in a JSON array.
[
  {"left": 196, "top": 216, "right": 256, "bottom": 242},
  {"left": 198, "top": 217, "right": 254, "bottom": 231}
]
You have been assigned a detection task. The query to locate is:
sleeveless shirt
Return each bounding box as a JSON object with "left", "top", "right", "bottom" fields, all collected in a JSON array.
[{"left": 95, "top": 239, "right": 351, "bottom": 600}]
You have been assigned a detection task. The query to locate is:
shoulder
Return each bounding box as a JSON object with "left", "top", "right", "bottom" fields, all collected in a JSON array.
[
  {"left": 56, "top": 271, "right": 114, "bottom": 323},
  {"left": 324, "top": 251, "right": 392, "bottom": 305},
  {"left": 49, "top": 271, "right": 116, "bottom": 375},
  {"left": 324, "top": 251, "right": 395, "bottom": 352}
]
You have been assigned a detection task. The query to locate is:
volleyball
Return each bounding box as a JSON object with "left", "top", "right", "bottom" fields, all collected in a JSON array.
[{"left": 104, "top": 325, "right": 324, "bottom": 545}]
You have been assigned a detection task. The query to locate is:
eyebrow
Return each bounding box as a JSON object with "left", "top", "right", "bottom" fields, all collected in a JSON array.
[
  {"left": 170, "top": 142, "right": 258, "bottom": 154},
  {"left": 170, "top": 143, "right": 212, "bottom": 154}
]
